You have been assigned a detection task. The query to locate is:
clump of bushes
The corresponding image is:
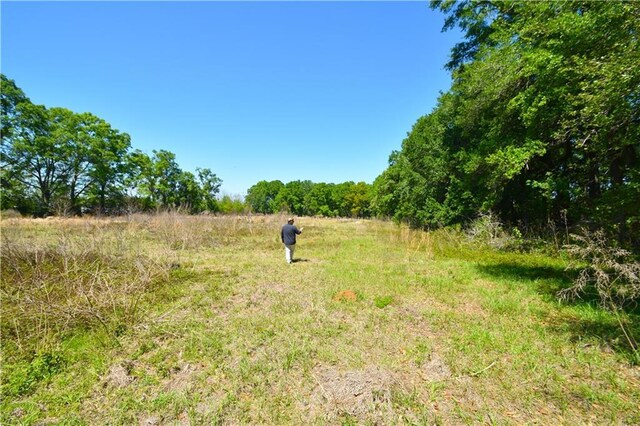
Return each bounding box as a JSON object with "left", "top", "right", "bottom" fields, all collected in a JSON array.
[
  {"left": 558, "top": 228, "right": 640, "bottom": 362},
  {"left": 1, "top": 230, "right": 170, "bottom": 353},
  {"left": 558, "top": 228, "right": 640, "bottom": 310},
  {"left": 465, "top": 212, "right": 524, "bottom": 251},
  {"left": 0, "top": 209, "right": 23, "bottom": 219}
]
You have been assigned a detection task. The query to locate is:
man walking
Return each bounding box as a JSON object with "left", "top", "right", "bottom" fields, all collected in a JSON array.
[{"left": 281, "top": 217, "right": 303, "bottom": 264}]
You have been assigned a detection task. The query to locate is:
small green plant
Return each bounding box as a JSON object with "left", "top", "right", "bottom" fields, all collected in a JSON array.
[
  {"left": 7, "top": 352, "right": 67, "bottom": 396},
  {"left": 374, "top": 295, "right": 393, "bottom": 309}
]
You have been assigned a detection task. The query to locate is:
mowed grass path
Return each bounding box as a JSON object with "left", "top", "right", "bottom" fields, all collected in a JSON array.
[{"left": 2, "top": 215, "right": 639, "bottom": 424}]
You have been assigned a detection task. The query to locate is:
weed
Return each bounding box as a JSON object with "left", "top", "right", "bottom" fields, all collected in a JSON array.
[
  {"left": 558, "top": 228, "right": 640, "bottom": 361},
  {"left": 559, "top": 228, "right": 640, "bottom": 310},
  {"left": 6, "top": 351, "right": 67, "bottom": 397},
  {"left": 1, "top": 230, "right": 170, "bottom": 352},
  {"left": 374, "top": 295, "right": 394, "bottom": 309}
]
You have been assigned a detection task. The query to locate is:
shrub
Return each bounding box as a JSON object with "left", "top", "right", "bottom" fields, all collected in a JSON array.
[
  {"left": 465, "top": 212, "right": 513, "bottom": 250},
  {"left": 558, "top": 229, "right": 640, "bottom": 310},
  {"left": 1, "top": 227, "right": 170, "bottom": 352},
  {"left": 0, "top": 209, "right": 22, "bottom": 219},
  {"left": 374, "top": 296, "right": 393, "bottom": 309}
]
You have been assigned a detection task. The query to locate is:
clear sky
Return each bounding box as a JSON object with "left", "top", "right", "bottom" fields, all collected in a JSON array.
[{"left": 1, "top": 1, "right": 462, "bottom": 198}]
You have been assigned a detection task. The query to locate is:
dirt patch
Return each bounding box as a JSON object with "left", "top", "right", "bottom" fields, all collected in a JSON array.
[
  {"left": 388, "top": 300, "right": 443, "bottom": 340},
  {"left": 228, "top": 282, "right": 288, "bottom": 312},
  {"left": 394, "top": 353, "right": 452, "bottom": 402},
  {"left": 333, "top": 290, "right": 358, "bottom": 302},
  {"left": 457, "top": 298, "right": 488, "bottom": 319},
  {"left": 163, "top": 362, "right": 200, "bottom": 392},
  {"left": 421, "top": 353, "right": 452, "bottom": 382},
  {"left": 104, "top": 361, "right": 135, "bottom": 388},
  {"left": 309, "top": 366, "right": 395, "bottom": 422},
  {"left": 138, "top": 415, "right": 161, "bottom": 426}
]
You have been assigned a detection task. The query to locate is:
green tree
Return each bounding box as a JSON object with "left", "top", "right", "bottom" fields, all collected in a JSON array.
[
  {"left": 246, "top": 180, "right": 284, "bottom": 214},
  {"left": 344, "top": 182, "right": 372, "bottom": 218},
  {"left": 375, "top": 1, "right": 639, "bottom": 244},
  {"left": 1, "top": 75, "right": 35, "bottom": 213},
  {"left": 273, "top": 180, "right": 313, "bottom": 215},
  {"left": 176, "top": 170, "right": 202, "bottom": 212},
  {"left": 433, "top": 0, "right": 640, "bottom": 241},
  {"left": 85, "top": 116, "right": 132, "bottom": 214},
  {"left": 125, "top": 150, "right": 155, "bottom": 210},
  {"left": 135, "top": 150, "right": 183, "bottom": 208},
  {"left": 304, "top": 182, "right": 337, "bottom": 217},
  {"left": 218, "top": 194, "right": 246, "bottom": 214},
  {"left": 371, "top": 99, "right": 458, "bottom": 227},
  {"left": 330, "top": 181, "right": 354, "bottom": 217},
  {"left": 196, "top": 167, "right": 222, "bottom": 212},
  {"left": 3, "top": 102, "right": 69, "bottom": 215}
]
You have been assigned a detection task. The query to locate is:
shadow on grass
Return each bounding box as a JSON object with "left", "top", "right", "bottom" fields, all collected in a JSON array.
[
  {"left": 545, "top": 311, "right": 640, "bottom": 363},
  {"left": 475, "top": 261, "right": 577, "bottom": 299},
  {"left": 476, "top": 261, "right": 640, "bottom": 314},
  {"left": 475, "top": 261, "right": 640, "bottom": 362},
  {"left": 292, "top": 258, "right": 311, "bottom": 263}
]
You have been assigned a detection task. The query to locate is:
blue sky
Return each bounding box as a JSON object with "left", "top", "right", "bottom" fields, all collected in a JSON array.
[{"left": 1, "top": 1, "right": 462, "bottom": 197}]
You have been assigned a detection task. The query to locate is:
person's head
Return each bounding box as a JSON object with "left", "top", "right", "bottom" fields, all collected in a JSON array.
[{"left": 287, "top": 217, "right": 294, "bottom": 224}]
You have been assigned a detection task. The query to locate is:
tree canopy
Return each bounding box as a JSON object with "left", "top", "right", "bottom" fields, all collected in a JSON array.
[
  {"left": 1, "top": 74, "right": 223, "bottom": 216},
  {"left": 245, "top": 179, "right": 373, "bottom": 218},
  {"left": 373, "top": 1, "right": 640, "bottom": 248}
]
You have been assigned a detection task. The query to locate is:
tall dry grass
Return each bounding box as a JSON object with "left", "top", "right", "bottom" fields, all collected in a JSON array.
[
  {"left": 1, "top": 218, "right": 172, "bottom": 353},
  {"left": 0, "top": 213, "right": 292, "bottom": 354},
  {"left": 125, "top": 211, "right": 288, "bottom": 249}
]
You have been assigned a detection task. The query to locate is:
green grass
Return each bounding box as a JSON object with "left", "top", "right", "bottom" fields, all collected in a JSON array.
[{"left": 1, "top": 215, "right": 639, "bottom": 425}]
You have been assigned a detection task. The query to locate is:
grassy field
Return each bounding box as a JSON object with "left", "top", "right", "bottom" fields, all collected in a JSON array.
[{"left": 1, "top": 214, "right": 639, "bottom": 425}]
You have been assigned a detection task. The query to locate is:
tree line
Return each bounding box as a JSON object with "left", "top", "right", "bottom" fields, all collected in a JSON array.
[
  {"left": 1, "top": 74, "right": 372, "bottom": 219},
  {"left": 245, "top": 180, "right": 372, "bottom": 218},
  {"left": 371, "top": 1, "right": 639, "bottom": 248},
  {"left": 1, "top": 74, "right": 224, "bottom": 216}
]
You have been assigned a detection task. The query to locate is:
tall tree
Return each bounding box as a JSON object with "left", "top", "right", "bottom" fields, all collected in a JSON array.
[
  {"left": 246, "top": 180, "right": 284, "bottom": 214},
  {"left": 85, "top": 115, "right": 132, "bottom": 214},
  {"left": 134, "top": 150, "right": 183, "bottom": 208},
  {"left": 197, "top": 167, "right": 222, "bottom": 212},
  {"left": 434, "top": 0, "right": 640, "bottom": 239},
  {"left": 304, "top": 182, "right": 337, "bottom": 217},
  {"left": 1, "top": 75, "right": 33, "bottom": 212},
  {"left": 344, "top": 182, "right": 373, "bottom": 218},
  {"left": 374, "top": 1, "right": 639, "bottom": 245},
  {"left": 274, "top": 180, "right": 313, "bottom": 215},
  {"left": 3, "top": 102, "right": 69, "bottom": 215}
]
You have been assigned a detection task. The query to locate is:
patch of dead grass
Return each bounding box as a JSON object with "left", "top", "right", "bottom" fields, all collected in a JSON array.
[{"left": 309, "top": 365, "right": 396, "bottom": 423}]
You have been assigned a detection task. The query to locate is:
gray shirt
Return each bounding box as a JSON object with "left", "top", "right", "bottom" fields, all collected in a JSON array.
[{"left": 281, "top": 224, "right": 301, "bottom": 245}]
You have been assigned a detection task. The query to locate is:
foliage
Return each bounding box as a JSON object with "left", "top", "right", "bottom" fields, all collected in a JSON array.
[
  {"left": 373, "top": 295, "right": 394, "bottom": 309},
  {"left": 273, "top": 180, "right": 313, "bottom": 215},
  {"left": 7, "top": 352, "right": 67, "bottom": 397},
  {"left": 246, "top": 179, "right": 373, "bottom": 218},
  {"left": 559, "top": 228, "right": 640, "bottom": 310},
  {"left": 0, "top": 74, "right": 224, "bottom": 216},
  {"left": 245, "top": 180, "right": 284, "bottom": 214},
  {"left": 374, "top": 1, "right": 640, "bottom": 251},
  {"left": 218, "top": 194, "right": 246, "bottom": 214}
]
